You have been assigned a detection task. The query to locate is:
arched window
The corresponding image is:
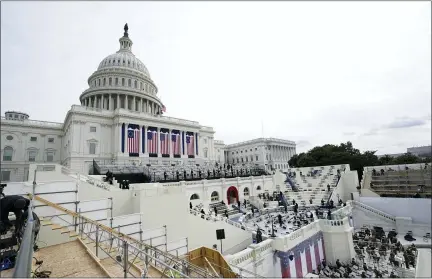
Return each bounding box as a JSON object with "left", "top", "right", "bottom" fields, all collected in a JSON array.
[
  {"left": 115, "top": 78, "right": 119, "bottom": 86},
  {"left": 103, "top": 78, "right": 106, "bottom": 86},
  {"left": 109, "top": 77, "right": 112, "bottom": 86},
  {"left": 256, "top": 185, "right": 261, "bottom": 191},
  {"left": 244, "top": 187, "right": 249, "bottom": 196},
  {"left": 134, "top": 80, "right": 137, "bottom": 88},
  {"left": 211, "top": 191, "right": 219, "bottom": 202},
  {"left": 128, "top": 79, "right": 131, "bottom": 87},
  {"left": 122, "top": 78, "right": 125, "bottom": 86},
  {"left": 190, "top": 194, "right": 200, "bottom": 200},
  {"left": 3, "top": 146, "right": 13, "bottom": 161}
]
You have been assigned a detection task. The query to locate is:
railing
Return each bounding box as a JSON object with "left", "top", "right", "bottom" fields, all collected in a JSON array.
[
  {"left": 33, "top": 195, "right": 213, "bottom": 278},
  {"left": 1, "top": 116, "right": 63, "bottom": 128},
  {"left": 60, "top": 165, "right": 112, "bottom": 191},
  {"left": 351, "top": 200, "right": 396, "bottom": 222},
  {"left": 13, "top": 200, "right": 36, "bottom": 278}
]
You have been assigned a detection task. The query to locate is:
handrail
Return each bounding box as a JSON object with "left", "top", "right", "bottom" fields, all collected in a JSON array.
[{"left": 13, "top": 201, "right": 35, "bottom": 278}]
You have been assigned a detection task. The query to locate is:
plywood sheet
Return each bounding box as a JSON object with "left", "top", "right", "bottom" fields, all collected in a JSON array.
[{"left": 33, "top": 240, "right": 105, "bottom": 277}]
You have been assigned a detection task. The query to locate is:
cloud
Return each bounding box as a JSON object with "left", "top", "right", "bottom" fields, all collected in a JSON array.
[{"left": 384, "top": 116, "right": 427, "bottom": 129}]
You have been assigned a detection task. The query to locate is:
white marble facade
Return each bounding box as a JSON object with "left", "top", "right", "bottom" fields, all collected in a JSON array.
[{"left": 0, "top": 25, "right": 296, "bottom": 182}]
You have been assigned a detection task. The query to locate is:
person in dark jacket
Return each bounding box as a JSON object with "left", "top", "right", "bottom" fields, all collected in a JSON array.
[{"left": 0, "top": 195, "right": 30, "bottom": 233}]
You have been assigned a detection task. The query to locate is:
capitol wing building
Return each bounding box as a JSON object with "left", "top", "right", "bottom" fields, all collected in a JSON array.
[{"left": 0, "top": 25, "right": 296, "bottom": 182}]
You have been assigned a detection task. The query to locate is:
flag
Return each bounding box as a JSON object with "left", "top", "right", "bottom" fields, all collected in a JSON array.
[
  {"left": 186, "top": 134, "right": 194, "bottom": 156},
  {"left": 128, "top": 127, "right": 140, "bottom": 154},
  {"left": 160, "top": 132, "right": 170, "bottom": 154},
  {"left": 162, "top": 105, "right": 166, "bottom": 112},
  {"left": 171, "top": 132, "right": 180, "bottom": 155},
  {"left": 147, "top": 129, "right": 157, "bottom": 153}
]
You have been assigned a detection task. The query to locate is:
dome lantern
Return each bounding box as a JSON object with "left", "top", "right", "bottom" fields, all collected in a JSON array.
[{"left": 118, "top": 23, "right": 133, "bottom": 53}]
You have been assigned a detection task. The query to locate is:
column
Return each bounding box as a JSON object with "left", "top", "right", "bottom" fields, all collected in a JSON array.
[
  {"left": 195, "top": 132, "right": 199, "bottom": 156},
  {"left": 133, "top": 96, "right": 136, "bottom": 111},
  {"left": 182, "top": 131, "right": 185, "bottom": 156},
  {"left": 124, "top": 122, "right": 129, "bottom": 153},
  {"left": 169, "top": 130, "right": 173, "bottom": 157},
  {"left": 116, "top": 94, "right": 120, "bottom": 109},
  {"left": 144, "top": 126, "right": 148, "bottom": 154},
  {"left": 157, "top": 127, "right": 161, "bottom": 156},
  {"left": 119, "top": 123, "right": 124, "bottom": 154},
  {"left": 101, "top": 95, "right": 105, "bottom": 109},
  {"left": 108, "top": 94, "right": 112, "bottom": 110},
  {"left": 125, "top": 95, "right": 129, "bottom": 110}
]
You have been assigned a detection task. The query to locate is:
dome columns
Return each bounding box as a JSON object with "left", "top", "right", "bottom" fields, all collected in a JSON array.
[{"left": 82, "top": 93, "right": 162, "bottom": 115}]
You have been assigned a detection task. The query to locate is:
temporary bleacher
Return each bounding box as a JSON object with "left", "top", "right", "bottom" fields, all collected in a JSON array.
[
  {"left": 363, "top": 163, "right": 431, "bottom": 198},
  {"left": 283, "top": 164, "right": 348, "bottom": 205}
]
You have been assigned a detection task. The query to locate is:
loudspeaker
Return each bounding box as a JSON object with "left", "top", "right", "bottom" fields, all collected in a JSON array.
[{"left": 216, "top": 229, "right": 225, "bottom": 240}]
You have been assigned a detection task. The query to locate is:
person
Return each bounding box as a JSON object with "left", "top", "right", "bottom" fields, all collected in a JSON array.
[
  {"left": 327, "top": 184, "right": 330, "bottom": 192},
  {"left": 256, "top": 228, "right": 263, "bottom": 243},
  {"left": 237, "top": 200, "right": 241, "bottom": 209},
  {"left": 225, "top": 210, "right": 228, "bottom": 218},
  {"left": 0, "top": 195, "right": 30, "bottom": 234},
  {"left": 278, "top": 214, "right": 283, "bottom": 226},
  {"left": 183, "top": 170, "right": 187, "bottom": 179},
  {"left": 361, "top": 272, "right": 367, "bottom": 278},
  {"left": 189, "top": 202, "right": 192, "bottom": 210},
  {"left": 321, "top": 199, "right": 325, "bottom": 206},
  {"left": 309, "top": 198, "right": 312, "bottom": 204},
  {"left": 214, "top": 207, "right": 218, "bottom": 216},
  {"left": 200, "top": 209, "right": 205, "bottom": 215},
  {"left": 336, "top": 259, "right": 341, "bottom": 268},
  {"left": 198, "top": 170, "right": 202, "bottom": 179}
]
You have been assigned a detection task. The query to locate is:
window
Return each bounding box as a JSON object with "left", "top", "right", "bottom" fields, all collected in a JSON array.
[
  {"left": 246, "top": 157, "right": 248, "bottom": 162},
  {"left": 122, "top": 78, "right": 125, "bottom": 86},
  {"left": 232, "top": 159, "right": 235, "bottom": 164},
  {"left": 1, "top": 171, "right": 11, "bottom": 182},
  {"left": 3, "top": 147, "right": 13, "bottom": 161},
  {"left": 190, "top": 194, "right": 200, "bottom": 200},
  {"left": 250, "top": 149, "right": 252, "bottom": 152},
  {"left": 256, "top": 155, "right": 259, "bottom": 161},
  {"left": 211, "top": 191, "right": 219, "bottom": 202},
  {"left": 30, "top": 137, "right": 37, "bottom": 142},
  {"left": 48, "top": 137, "right": 54, "bottom": 143},
  {"left": 115, "top": 78, "right": 119, "bottom": 85},
  {"left": 89, "top": 142, "right": 96, "bottom": 154},
  {"left": 241, "top": 151, "right": 243, "bottom": 153},
  {"left": 46, "top": 152, "right": 54, "bottom": 162},
  {"left": 266, "top": 154, "right": 268, "bottom": 160},
  {"left": 28, "top": 151, "right": 37, "bottom": 162},
  {"left": 237, "top": 158, "right": 239, "bottom": 163},
  {"left": 255, "top": 148, "right": 257, "bottom": 151},
  {"left": 140, "top": 82, "right": 143, "bottom": 89},
  {"left": 103, "top": 78, "right": 106, "bottom": 86},
  {"left": 134, "top": 80, "right": 137, "bottom": 88},
  {"left": 6, "top": 135, "right": 13, "bottom": 140},
  {"left": 128, "top": 79, "right": 131, "bottom": 87},
  {"left": 90, "top": 126, "right": 96, "bottom": 132},
  {"left": 232, "top": 152, "right": 234, "bottom": 155},
  {"left": 241, "top": 158, "right": 244, "bottom": 162},
  {"left": 250, "top": 155, "right": 253, "bottom": 162},
  {"left": 244, "top": 188, "right": 250, "bottom": 196},
  {"left": 109, "top": 78, "right": 112, "bottom": 86},
  {"left": 256, "top": 185, "right": 261, "bottom": 190},
  {"left": 204, "top": 149, "right": 208, "bottom": 158},
  {"left": 98, "top": 79, "right": 101, "bottom": 86}
]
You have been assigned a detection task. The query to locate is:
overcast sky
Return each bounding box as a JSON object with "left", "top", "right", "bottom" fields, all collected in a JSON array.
[{"left": 1, "top": 1, "right": 431, "bottom": 154}]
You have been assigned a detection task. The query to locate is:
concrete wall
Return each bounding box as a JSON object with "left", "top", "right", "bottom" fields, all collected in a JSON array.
[
  {"left": 329, "top": 170, "right": 359, "bottom": 204},
  {"left": 359, "top": 197, "right": 431, "bottom": 224}
]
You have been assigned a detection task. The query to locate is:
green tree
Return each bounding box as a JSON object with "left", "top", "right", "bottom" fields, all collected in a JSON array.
[
  {"left": 393, "top": 152, "right": 421, "bottom": 165},
  {"left": 378, "top": 155, "right": 394, "bottom": 166}
]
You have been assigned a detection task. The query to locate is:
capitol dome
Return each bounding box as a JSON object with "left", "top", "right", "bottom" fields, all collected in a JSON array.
[{"left": 79, "top": 24, "right": 164, "bottom": 116}]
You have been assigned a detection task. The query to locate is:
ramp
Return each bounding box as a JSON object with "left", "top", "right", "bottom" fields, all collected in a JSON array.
[{"left": 33, "top": 240, "right": 107, "bottom": 277}]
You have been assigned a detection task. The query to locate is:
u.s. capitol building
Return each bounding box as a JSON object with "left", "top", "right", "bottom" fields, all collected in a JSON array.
[{"left": 0, "top": 25, "right": 296, "bottom": 182}]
